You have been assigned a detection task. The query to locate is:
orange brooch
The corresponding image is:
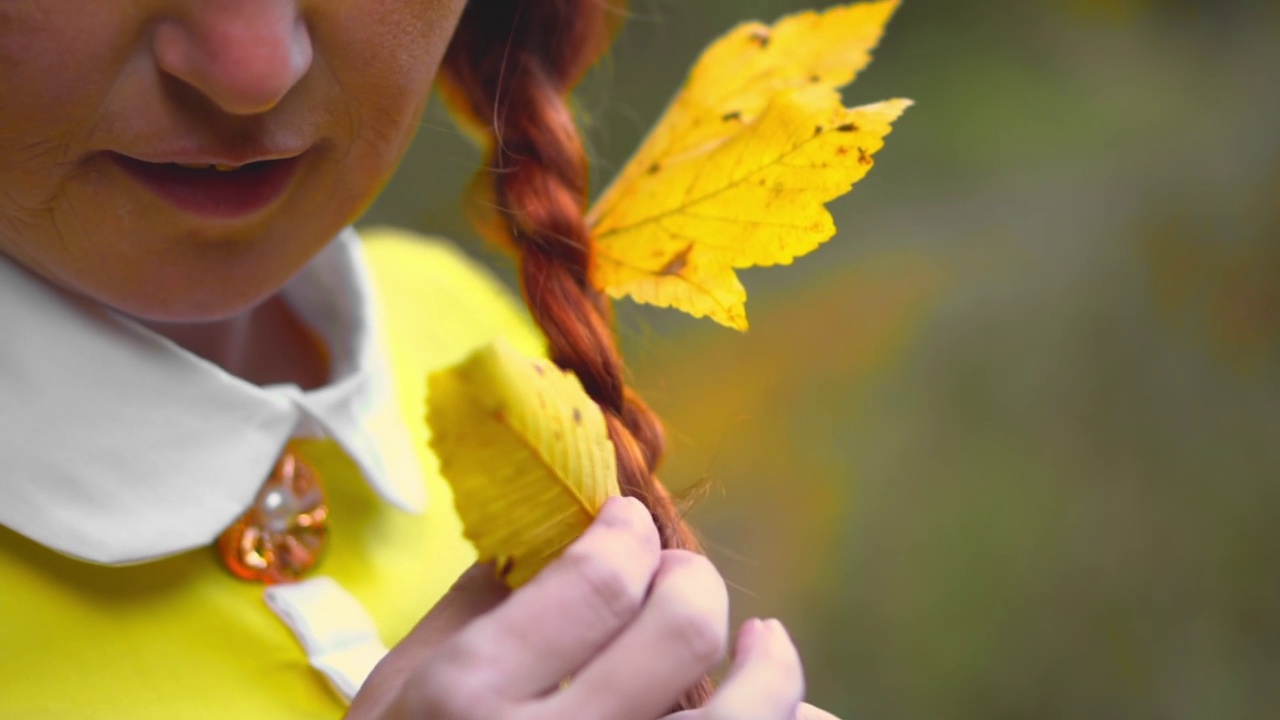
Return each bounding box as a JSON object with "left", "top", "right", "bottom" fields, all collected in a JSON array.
[{"left": 217, "top": 443, "right": 328, "bottom": 584}]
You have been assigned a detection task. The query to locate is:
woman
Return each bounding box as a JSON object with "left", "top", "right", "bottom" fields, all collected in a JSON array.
[{"left": 0, "top": 0, "right": 832, "bottom": 717}]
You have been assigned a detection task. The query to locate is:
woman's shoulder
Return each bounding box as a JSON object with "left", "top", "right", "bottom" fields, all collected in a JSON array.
[
  {"left": 358, "top": 225, "right": 543, "bottom": 364},
  {"left": 359, "top": 225, "right": 498, "bottom": 282}
]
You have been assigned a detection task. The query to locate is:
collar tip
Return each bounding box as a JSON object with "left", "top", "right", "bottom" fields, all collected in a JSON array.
[{"left": 377, "top": 484, "right": 426, "bottom": 515}]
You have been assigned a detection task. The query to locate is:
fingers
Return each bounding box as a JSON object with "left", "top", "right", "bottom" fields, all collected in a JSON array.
[
  {"left": 533, "top": 549, "right": 729, "bottom": 720},
  {"left": 353, "top": 496, "right": 819, "bottom": 720},
  {"left": 662, "top": 619, "right": 808, "bottom": 720},
  {"left": 794, "top": 703, "right": 841, "bottom": 720},
  {"left": 706, "top": 618, "right": 805, "bottom": 720},
  {"left": 663, "top": 709, "right": 837, "bottom": 720},
  {"left": 402, "top": 562, "right": 512, "bottom": 652},
  {"left": 429, "top": 496, "right": 662, "bottom": 699},
  {"left": 345, "top": 564, "right": 509, "bottom": 719}
]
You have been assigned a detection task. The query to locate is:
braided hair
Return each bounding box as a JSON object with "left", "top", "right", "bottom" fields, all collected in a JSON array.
[{"left": 439, "top": 0, "right": 713, "bottom": 711}]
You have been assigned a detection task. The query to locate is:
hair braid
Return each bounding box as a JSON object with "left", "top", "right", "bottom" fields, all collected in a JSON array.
[{"left": 441, "top": 0, "right": 713, "bottom": 710}]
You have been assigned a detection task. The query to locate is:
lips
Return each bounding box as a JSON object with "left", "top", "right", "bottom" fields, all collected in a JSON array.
[{"left": 110, "top": 153, "right": 304, "bottom": 221}]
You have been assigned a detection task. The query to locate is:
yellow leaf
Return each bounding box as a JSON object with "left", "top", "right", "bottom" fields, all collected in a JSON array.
[
  {"left": 587, "top": 0, "right": 910, "bottom": 330},
  {"left": 427, "top": 339, "right": 620, "bottom": 587}
]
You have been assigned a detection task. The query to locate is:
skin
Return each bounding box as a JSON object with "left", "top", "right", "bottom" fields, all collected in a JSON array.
[
  {"left": 0, "top": 2, "right": 831, "bottom": 717},
  {"left": 0, "top": 0, "right": 460, "bottom": 381},
  {"left": 350, "top": 499, "right": 838, "bottom": 720}
]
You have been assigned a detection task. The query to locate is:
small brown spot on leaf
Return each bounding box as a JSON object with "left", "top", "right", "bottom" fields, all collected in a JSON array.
[
  {"left": 659, "top": 244, "right": 694, "bottom": 277},
  {"left": 836, "top": 146, "right": 849, "bottom": 157},
  {"left": 836, "top": 122, "right": 859, "bottom": 133},
  {"left": 814, "top": 125, "right": 824, "bottom": 136},
  {"left": 858, "top": 147, "right": 872, "bottom": 166},
  {"left": 721, "top": 110, "right": 742, "bottom": 122},
  {"left": 647, "top": 162, "right": 661, "bottom": 174},
  {"left": 750, "top": 29, "right": 771, "bottom": 48},
  {"left": 809, "top": 74, "right": 821, "bottom": 83},
  {"left": 572, "top": 408, "right": 582, "bottom": 424}
]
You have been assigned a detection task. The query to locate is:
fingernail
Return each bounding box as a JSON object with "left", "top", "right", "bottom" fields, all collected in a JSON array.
[
  {"left": 733, "top": 617, "right": 765, "bottom": 668},
  {"left": 597, "top": 495, "right": 640, "bottom": 524},
  {"left": 592, "top": 497, "right": 623, "bottom": 527}
]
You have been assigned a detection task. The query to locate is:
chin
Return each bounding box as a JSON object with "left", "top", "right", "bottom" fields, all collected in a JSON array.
[
  {"left": 77, "top": 252, "right": 295, "bottom": 324},
  {"left": 103, "top": 225, "right": 328, "bottom": 323},
  {"left": 107, "top": 284, "right": 280, "bottom": 325}
]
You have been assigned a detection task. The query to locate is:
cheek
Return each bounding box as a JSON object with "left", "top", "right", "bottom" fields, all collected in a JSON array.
[
  {"left": 0, "top": 3, "right": 130, "bottom": 127},
  {"left": 0, "top": 4, "right": 130, "bottom": 208},
  {"left": 335, "top": 0, "right": 466, "bottom": 95},
  {"left": 319, "top": 0, "right": 467, "bottom": 172}
]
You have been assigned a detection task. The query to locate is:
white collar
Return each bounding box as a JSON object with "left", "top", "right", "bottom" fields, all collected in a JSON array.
[{"left": 0, "top": 228, "right": 425, "bottom": 565}]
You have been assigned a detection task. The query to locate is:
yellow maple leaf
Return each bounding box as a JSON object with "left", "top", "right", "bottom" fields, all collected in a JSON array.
[
  {"left": 587, "top": 0, "right": 911, "bottom": 330},
  {"left": 428, "top": 3, "right": 911, "bottom": 588},
  {"left": 426, "top": 339, "right": 620, "bottom": 587}
]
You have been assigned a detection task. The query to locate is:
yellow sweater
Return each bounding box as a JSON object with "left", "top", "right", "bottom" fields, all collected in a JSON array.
[{"left": 0, "top": 229, "right": 542, "bottom": 719}]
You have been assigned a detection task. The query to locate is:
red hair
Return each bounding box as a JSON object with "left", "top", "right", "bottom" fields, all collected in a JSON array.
[{"left": 439, "top": 0, "right": 713, "bottom": 710}]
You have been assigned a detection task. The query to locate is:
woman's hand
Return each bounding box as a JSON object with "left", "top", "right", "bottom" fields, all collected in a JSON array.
[{"left": 346, "top": 496, "right": 827, "bottom": 720}]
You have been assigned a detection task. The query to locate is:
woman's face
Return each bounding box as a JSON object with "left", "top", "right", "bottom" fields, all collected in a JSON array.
[{"left": 0, "top": 0, "right": 466, "bottom": 320}]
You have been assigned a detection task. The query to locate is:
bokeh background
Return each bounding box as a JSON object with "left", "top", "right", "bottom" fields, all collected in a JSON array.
[{"left": 362, "top": 1, "right": 1280, "bottom": 717}]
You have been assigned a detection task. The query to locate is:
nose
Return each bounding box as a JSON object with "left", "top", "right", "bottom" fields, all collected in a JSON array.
[{"left": 153, "top": 1, "right": 313, "bottom": 116}]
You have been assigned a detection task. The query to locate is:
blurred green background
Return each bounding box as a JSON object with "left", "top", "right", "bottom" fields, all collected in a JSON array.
[{"left": 362, "top": 1, "right": 1280, "bottom": 716}]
